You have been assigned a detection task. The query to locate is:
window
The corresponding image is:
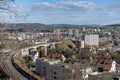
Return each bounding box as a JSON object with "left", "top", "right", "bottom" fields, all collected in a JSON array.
[
  {"left": 43, "top": 67, "right": 46, "bottom": 69},
  {"left": 43, "top": 71, "right": 46, "bottom": 76},
  {"left": 112, "top": 78, "right": 119, "bottom": 80},
  {"left": 54, "top": 76, "right": 57, "bottom": 79},
  {"left": 54, "top": 72, "right": 57, "bottom": 75}
]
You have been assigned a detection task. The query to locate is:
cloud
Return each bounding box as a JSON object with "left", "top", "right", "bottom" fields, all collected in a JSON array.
[
  {"left": 104, "top": 1, "right": 120, "bottom": 13},
  {"left": 31, "top": 1, "right": 101, "bottom": 13},
  {"left": 107, "top": 1, "right": 120, "bottom": 9},
  {"left": 28, "top": 1, "right": 120, "bottom": 25},
  {"left": 31, "top": 2, "right": 64, "bottom": 11},
  {"left": 30, "top": 1, "right": 120, "bottom": 14},
  {"left": 11, "top": 4, "right": 22, "bottom": 9},
  {"left": 99, "top": 2, "right": 120, "bottom": 17},
  {"left": 98, "top": 12, "right": 114, "bottom": 18}
]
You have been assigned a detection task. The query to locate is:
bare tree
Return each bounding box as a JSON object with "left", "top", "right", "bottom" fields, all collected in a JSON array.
[
  {"left": 0, "top": 0, "right": 27, "bottom": 23},
  {"left": 0, "top": 0, "right": 15, "bottom": 12}
]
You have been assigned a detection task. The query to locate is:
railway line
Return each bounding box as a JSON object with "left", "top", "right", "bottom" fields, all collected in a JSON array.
[{"left": 1, "top": 52, "right": 28, "bottom": 80}]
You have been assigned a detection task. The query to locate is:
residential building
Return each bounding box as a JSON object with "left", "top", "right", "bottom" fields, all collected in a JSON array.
[
  {"left": 74, "top": 29, "right": 79, "bottom": 38},
  {"left": 67, "top": 29, "right": 73, "bottom": 36},
  {"left": 35, "top": 58, "right": 94, "bottom": 80},
  {"left": 88, "top": 72, "right": 120, "bottom": 80},
  {"left": 54, "top": 29, "right": 61, "bottom": 38},
  {"left": 99, "top": 37, "right": 113, "bottom": 43},
  {"left": 84, "top": 34, "right": 99, "bottom": 46},
  {"left": 97, "top": 59, "right": 116, "bottom": 72},
  {"left": 75, "top": 40, "right": 85, "bottom": 49}
]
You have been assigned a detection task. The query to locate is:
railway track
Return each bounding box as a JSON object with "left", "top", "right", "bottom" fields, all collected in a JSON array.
[{"left": 1, "top": 52, "right": 28, "bottom": 80}]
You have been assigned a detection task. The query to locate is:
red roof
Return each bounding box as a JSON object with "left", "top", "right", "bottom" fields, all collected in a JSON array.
[
  {"left": 98, "top": 59, "right": 113, "bottom": 71},
  {"left": 47, "top": 53, "right": 61, "bottom": 59}
]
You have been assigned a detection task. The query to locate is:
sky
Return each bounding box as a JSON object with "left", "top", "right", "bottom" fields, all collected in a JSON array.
[{"left": 4, "top": 0, "right": 120, "bottom": 25}]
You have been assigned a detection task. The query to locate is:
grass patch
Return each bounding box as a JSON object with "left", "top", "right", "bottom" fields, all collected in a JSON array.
[
  {"left": 30, "top": 67, "right": 36, "bottom": 72},
  {"left": 57, "top": 40, "right": 75, "bottom": 52}
]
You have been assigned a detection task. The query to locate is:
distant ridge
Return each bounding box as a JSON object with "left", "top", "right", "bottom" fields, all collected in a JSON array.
[
  {"left": 49, "top": 24, "right": 102, "bottom": 28},
  {"left": 0, "top": 23, "right": 120, "bottom": 32},
  {"left": 0, "top": 23, "right": 52, "bottom": 32},
  {"left": 0, "top": 23, "right": 49, "bottom": 29},
  {"left": 104, "top": 24, "right": 120, "bottom": 27}
]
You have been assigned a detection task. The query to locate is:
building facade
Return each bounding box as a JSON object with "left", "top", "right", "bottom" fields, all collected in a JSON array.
[
  {"left": 36, "top": 58, "right": 93, "bottom": 80},
  {"left": 84, "top": 34, "right": 99, "bottom": 46}
]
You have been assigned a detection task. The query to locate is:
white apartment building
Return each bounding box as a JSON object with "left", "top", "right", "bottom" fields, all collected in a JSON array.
[
  {"left": 68, "top": 29, "right": 73, "bottom": 36},
  {"left": 35, "top": 58, "right": 94, "bottom": 80},
  {"left": 74, "top": 29, "right": 79, "bottom": 37},
  {"left": 84, "top": 34, "right": 99, "bottom": 46},
  {"left": 54, "top": 29, "right": 61, "bottom": 35}
]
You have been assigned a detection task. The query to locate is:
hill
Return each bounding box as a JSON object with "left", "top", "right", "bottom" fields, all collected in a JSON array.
[
  {"left": 0, "top": 23, "right": 120, "bottom": 32},
  {"left": 0, "top": 23, "right": 52, "bottom": 32}
]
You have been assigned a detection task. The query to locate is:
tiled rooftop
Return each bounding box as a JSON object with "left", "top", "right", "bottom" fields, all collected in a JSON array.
[{"left": 98, "top": 59, "right": 113, "bottom": 71}]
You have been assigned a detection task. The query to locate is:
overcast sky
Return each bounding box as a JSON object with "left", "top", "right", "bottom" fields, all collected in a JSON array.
[{"left": 6, "top": 0, "right": 120, "bottom": 25}]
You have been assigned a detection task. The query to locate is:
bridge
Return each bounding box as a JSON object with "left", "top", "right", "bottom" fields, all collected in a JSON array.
[{"left": 21, "top": 41, "right": 62, "bottom": 57}]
